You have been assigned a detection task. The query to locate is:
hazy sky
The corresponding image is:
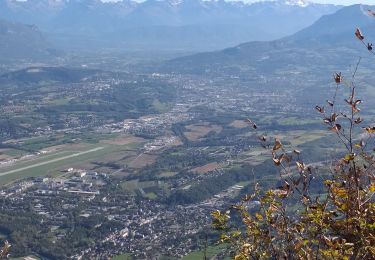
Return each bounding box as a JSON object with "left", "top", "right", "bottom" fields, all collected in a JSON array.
[
  {"left": 102, "top": 0, "right": 375, "bottom": 5},
  {"left": 228, "top": 0, "right": 374, "bottom": 4}
]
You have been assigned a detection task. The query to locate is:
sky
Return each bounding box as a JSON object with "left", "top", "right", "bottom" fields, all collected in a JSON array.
[
  {"left": 227, "top": 0, "right": 375, "bottom": 4},
  {"left": 102, "top": 0, "right": 375, "bottom": 5}
]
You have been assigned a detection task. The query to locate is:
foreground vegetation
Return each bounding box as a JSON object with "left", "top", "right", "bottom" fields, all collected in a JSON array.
[{"left": 212, "top": 29, "right": 375, "bottom": 259}]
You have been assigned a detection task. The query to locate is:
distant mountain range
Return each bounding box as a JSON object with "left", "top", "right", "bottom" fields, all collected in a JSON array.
[
  {"left": 0, "top": 0, "right": 342, "bottom": 52},
  {"left": 161, "top": 4, "right": 375, "bottom": 74},
  {"left": 0, "top": 18, "right": 57, "bottom": 62},
  {"left": 0, "top": 66, "right": 102, "bottom": 84}
]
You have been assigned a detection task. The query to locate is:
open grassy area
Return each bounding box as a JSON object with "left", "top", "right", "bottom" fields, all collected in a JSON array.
[
  {"left": 152, "top": 98, "right": 169, "bottom": 113},
  {"left": 144, "top": 192, "right": 158, "bottom": 200},
  {"left": 284, "top": 130, "right": 327, "bottom": 147},
  {"left": 3, "top": 149, "right": 26, "bottom": 157},
  {"left": 239, "top": 148, "right": 269, "bottom": 166},
  {"left": 3, "top": 132, "right": 130, "bottom": 155},
  {"left": 120, "top": 180, "right": 157, "bottom": 193},
  {"left": 128, "top": 153, "right": 158, "bottom": 169},
  {"left": 0, "top": 135, "right": 144, "bottom": 185},
  {"left": 158, "top": 171, "right": 178, "bottom": 178},
  {"left": 183, "top": 245, "right": 227, "bottom": 260},
  {"left": 112, "top": 253, "right": 133, "bottom": 260},
  {"left": 120, "top": 179, "right": 169, "bottom": 198},
  {"left": 277, "top": 117, "right": 319, "bottom": 126},
  {"left": 0, "top": 146, "right": 102, "bottom": 184}
]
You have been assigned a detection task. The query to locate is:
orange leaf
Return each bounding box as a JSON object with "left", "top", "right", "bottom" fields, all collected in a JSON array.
[
  {"left": 344, "top": 153, "right": 356, "bottom": 162},
  {"left": 355, "top": 28, "right": 364, "bottom": 40},
  {"left": 354, "top": 140, "right": 365, "bottom": 149},
  {"left": 296, "top": 161, "right": 306, "bottom": 172},
  {"left": 273, "top": 138, "right": 282, "bottom": 151},
  {"left": 364, "top": 126, "right": 375, "bottom": 134},
  {"left": 315, "top": 105, "right": 324, "bottom": 113},
  {"left": 255, "top": 212, "right": 263, "bottom": 221},
  {"left": 273, "top": 157, "right": 281, "bottom": 166},
  {"left": 333, "top": 72, "right": 342, "bottom": 84}
]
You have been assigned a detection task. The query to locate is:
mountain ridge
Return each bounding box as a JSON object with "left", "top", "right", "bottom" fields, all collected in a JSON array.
[
  {"left": 0, "top": 18, "right": 58, "bottom": 62},
  {"left": 160, "top": 4, "right": 375, "bottom": 74},
  {"left": 0, "top": 0, "right": 342, "bottom": 52}
]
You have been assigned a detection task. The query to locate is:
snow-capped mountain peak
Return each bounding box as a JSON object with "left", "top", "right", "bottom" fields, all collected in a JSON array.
[
  {"left": 283, "top": 0, "right": 310, "bottom": 7},
  {"left": 168, "top": 0, "right": 183, "bottom": 6}
]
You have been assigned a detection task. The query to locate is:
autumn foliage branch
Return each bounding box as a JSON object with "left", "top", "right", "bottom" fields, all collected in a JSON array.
[{"left": 212, "top": 26, "right": 375, "bottom": 260}]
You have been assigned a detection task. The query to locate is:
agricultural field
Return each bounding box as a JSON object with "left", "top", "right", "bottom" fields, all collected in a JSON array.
[
  {"left": 241, "top": 149, "right": 270, "bottom": 166},
  {"left": 128, "top": 153, "right": 158, "bottom": 169},
  {"left": 184, "top": 122, "right": 222, "bottom": 141},
  {"left": 276, "top": 116, "right": 319, "bottom": 126},
  {"left": 120, "top": 179, "right": 170, "bottom": 199},
  {"left": 112, "top": 253, "right": 133, "bottom": 260},
  {"left": 182, "top": 245, "right": 228, "bottom": 260},
  {"left": 229, "top": 119, "right": 248, "bottom": 129},
  {"left": 158, "top": 171, "right": 177, "bottom": 178},
  {"left": 276, "top": 130, "right": 327, "bottom": 147},
  {"left": 191, "top": 162, "right": 221, "bottom": 174},
  {"left": 100, "top": 136, "right": 145, "bottom": 146}
]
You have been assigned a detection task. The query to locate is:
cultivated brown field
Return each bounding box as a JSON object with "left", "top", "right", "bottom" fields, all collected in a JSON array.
[
  {"left": 229, "top": 120, "right": 248, "bottom": 129},
  {"left": 0, "top": 153, "right": 11, "bottom": 161},
  {"left": 184, "top": 123, "right": 222, "bottom": 141},
  {"left": 191, "top": 162, "right": 221, "bottom": 174},
  {"left": 129, "top": 153, "right": 157, "bottom": 169},
  {"left": 171, "top": 137, "right": 183, "bottom": 147},
  {"left": 100, "top": 135, "right": 145, "bottom": 146}
]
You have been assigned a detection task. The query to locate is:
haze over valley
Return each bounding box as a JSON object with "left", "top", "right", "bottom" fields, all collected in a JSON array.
[{"left": 0, "top": 1, "right": 374, "bottom": 259}]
